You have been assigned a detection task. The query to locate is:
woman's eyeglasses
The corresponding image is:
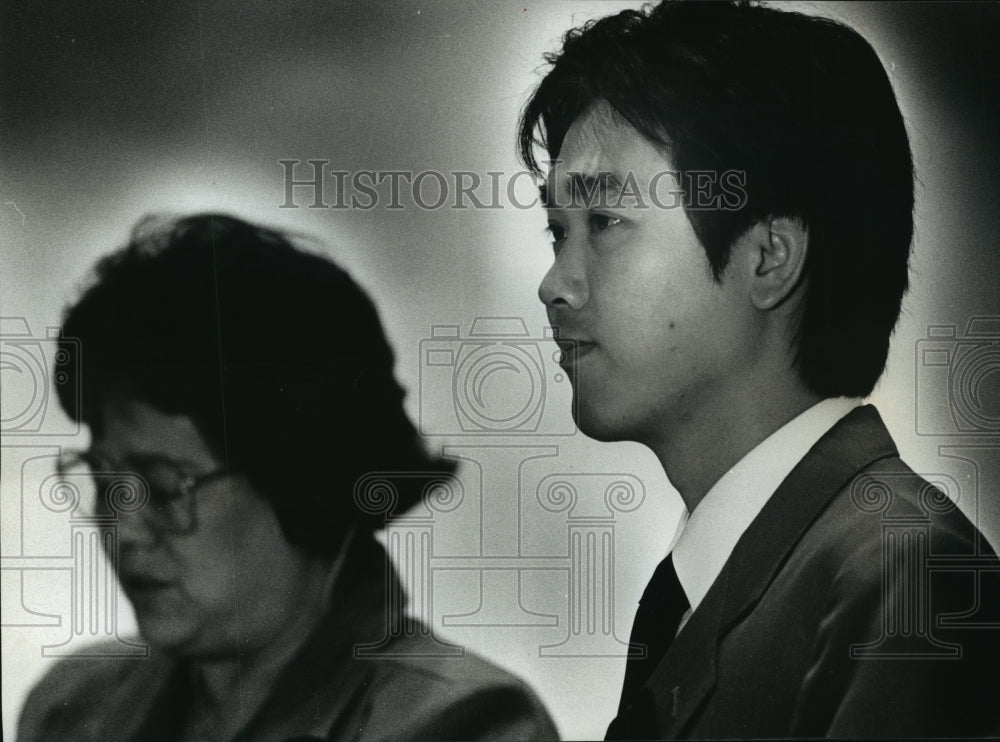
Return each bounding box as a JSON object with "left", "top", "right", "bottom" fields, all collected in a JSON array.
[{"left": 55, "top": 449, "right": 230, "bottom": 534}]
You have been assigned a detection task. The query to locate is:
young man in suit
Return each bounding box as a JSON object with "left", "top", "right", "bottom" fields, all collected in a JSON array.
[{"left": 518, "top": 2, "right": 1000, "bottom": 738}]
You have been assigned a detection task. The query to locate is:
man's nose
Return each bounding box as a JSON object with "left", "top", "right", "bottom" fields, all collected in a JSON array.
[{"left": 538, "top": 243, "right": 588, "bottom": 310}]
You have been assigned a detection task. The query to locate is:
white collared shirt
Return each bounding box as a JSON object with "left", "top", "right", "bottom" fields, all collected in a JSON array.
[{"left": 670, "top": 397, "right": 862, "bottom": 633}]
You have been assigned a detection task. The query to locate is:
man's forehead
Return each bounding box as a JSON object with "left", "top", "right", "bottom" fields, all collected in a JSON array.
[
  {"left": 544, "top": 104, "right": 672, "bottom": 202},
  {"left": 549, "top": 110, "right": 619, "bottom": 179},
  {"left": 543, "top": 137, "right": 627, "bottom": 205}
]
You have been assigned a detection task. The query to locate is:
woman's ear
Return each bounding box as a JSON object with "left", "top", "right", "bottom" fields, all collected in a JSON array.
[{"left": 747, "top": 216, "right": 808, "bottom": 310}]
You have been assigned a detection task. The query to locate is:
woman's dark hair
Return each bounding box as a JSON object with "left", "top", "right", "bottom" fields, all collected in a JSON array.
[
  {"left": 518, "top": 0, "right": 914, "bottom": 398},
  {"left": 56, "top": 213, "right": 453, "bottom": 555}
]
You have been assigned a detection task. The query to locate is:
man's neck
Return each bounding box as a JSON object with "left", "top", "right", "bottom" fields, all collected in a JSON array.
[{"left": 651, "top": 374, "right": 822, "bottom": 515}]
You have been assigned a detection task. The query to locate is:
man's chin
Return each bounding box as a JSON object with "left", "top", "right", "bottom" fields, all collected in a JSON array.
[{"left": 572, "top": 400, "right": 630, "bottom": 443}]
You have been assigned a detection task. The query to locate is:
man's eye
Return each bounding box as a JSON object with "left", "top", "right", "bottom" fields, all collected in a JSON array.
[
  {"left": 545, "top": 222, "right": 567, "bottom": 243},
  {"left": 589, "top": 213, "right": 622, "bottom": 233}
]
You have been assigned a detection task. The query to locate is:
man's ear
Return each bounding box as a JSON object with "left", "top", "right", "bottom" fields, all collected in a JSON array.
[{"left": 748, "top": 216, "right": 808, "bottom": 310}]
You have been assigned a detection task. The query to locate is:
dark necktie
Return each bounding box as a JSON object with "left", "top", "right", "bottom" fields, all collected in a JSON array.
[{"left": 606, "top": 554, "right": 690, "bottom": 739}]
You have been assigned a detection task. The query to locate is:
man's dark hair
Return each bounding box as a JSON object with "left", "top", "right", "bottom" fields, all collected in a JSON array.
[
  {"left": 518, "top": 1, "right": 914, "bottom": 397},
  {"left": 56, "top": 213, "right": 452, "bottom": 555}
]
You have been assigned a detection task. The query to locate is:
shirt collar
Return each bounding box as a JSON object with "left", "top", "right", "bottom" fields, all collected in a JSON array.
[{"left": 671, "top": 397, "right": 861, "bottom": 614}]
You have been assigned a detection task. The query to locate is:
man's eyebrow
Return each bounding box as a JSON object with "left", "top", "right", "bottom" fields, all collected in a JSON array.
[
  {"left": 570, "top": 171, "right": 624, "bottom": 195},
  {"left": 545, "top": 171, "right": 626, "bottom": 209}
]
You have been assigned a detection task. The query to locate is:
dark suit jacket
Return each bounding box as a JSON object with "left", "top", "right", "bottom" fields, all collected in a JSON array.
[
  {"left": 611, "top": 405, "right": 1000, "bottom": 739},
  {"left": 17, "top": 535, "right": 557, "bottom": 742}
]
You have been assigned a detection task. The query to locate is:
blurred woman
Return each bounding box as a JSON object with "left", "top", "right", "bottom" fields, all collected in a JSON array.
[{"left": 17, "top": 214, "right": 556, "bottom": 742}]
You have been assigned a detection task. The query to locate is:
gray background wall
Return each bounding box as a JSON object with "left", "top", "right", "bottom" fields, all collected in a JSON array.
[{"left": 2, "top": 2, "right": 998, "bottom": 738}]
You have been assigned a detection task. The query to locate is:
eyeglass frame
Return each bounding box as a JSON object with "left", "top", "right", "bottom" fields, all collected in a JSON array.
[{"left": 55, "top": 448, "right": 231, "bottom": 535}]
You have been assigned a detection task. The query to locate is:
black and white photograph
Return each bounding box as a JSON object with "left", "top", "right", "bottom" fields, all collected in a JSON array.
[{"left": 2, "top": 2, "right": 999, "bottom": 740}]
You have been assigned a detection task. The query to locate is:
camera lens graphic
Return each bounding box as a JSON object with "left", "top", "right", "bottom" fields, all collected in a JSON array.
[
  {"left": 455, "top": 344, "right": 544, "bottom": 431},
  {"left": 949, "top": 345, "right": 1000, "bottom": 432},
  {"left": 0, "top": 344, "right": 47, "bottom": 432}
]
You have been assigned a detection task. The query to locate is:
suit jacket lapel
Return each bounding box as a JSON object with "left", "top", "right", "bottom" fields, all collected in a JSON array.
[{"left": 644, "top": 405, "right": 898, "bottom": 738}]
